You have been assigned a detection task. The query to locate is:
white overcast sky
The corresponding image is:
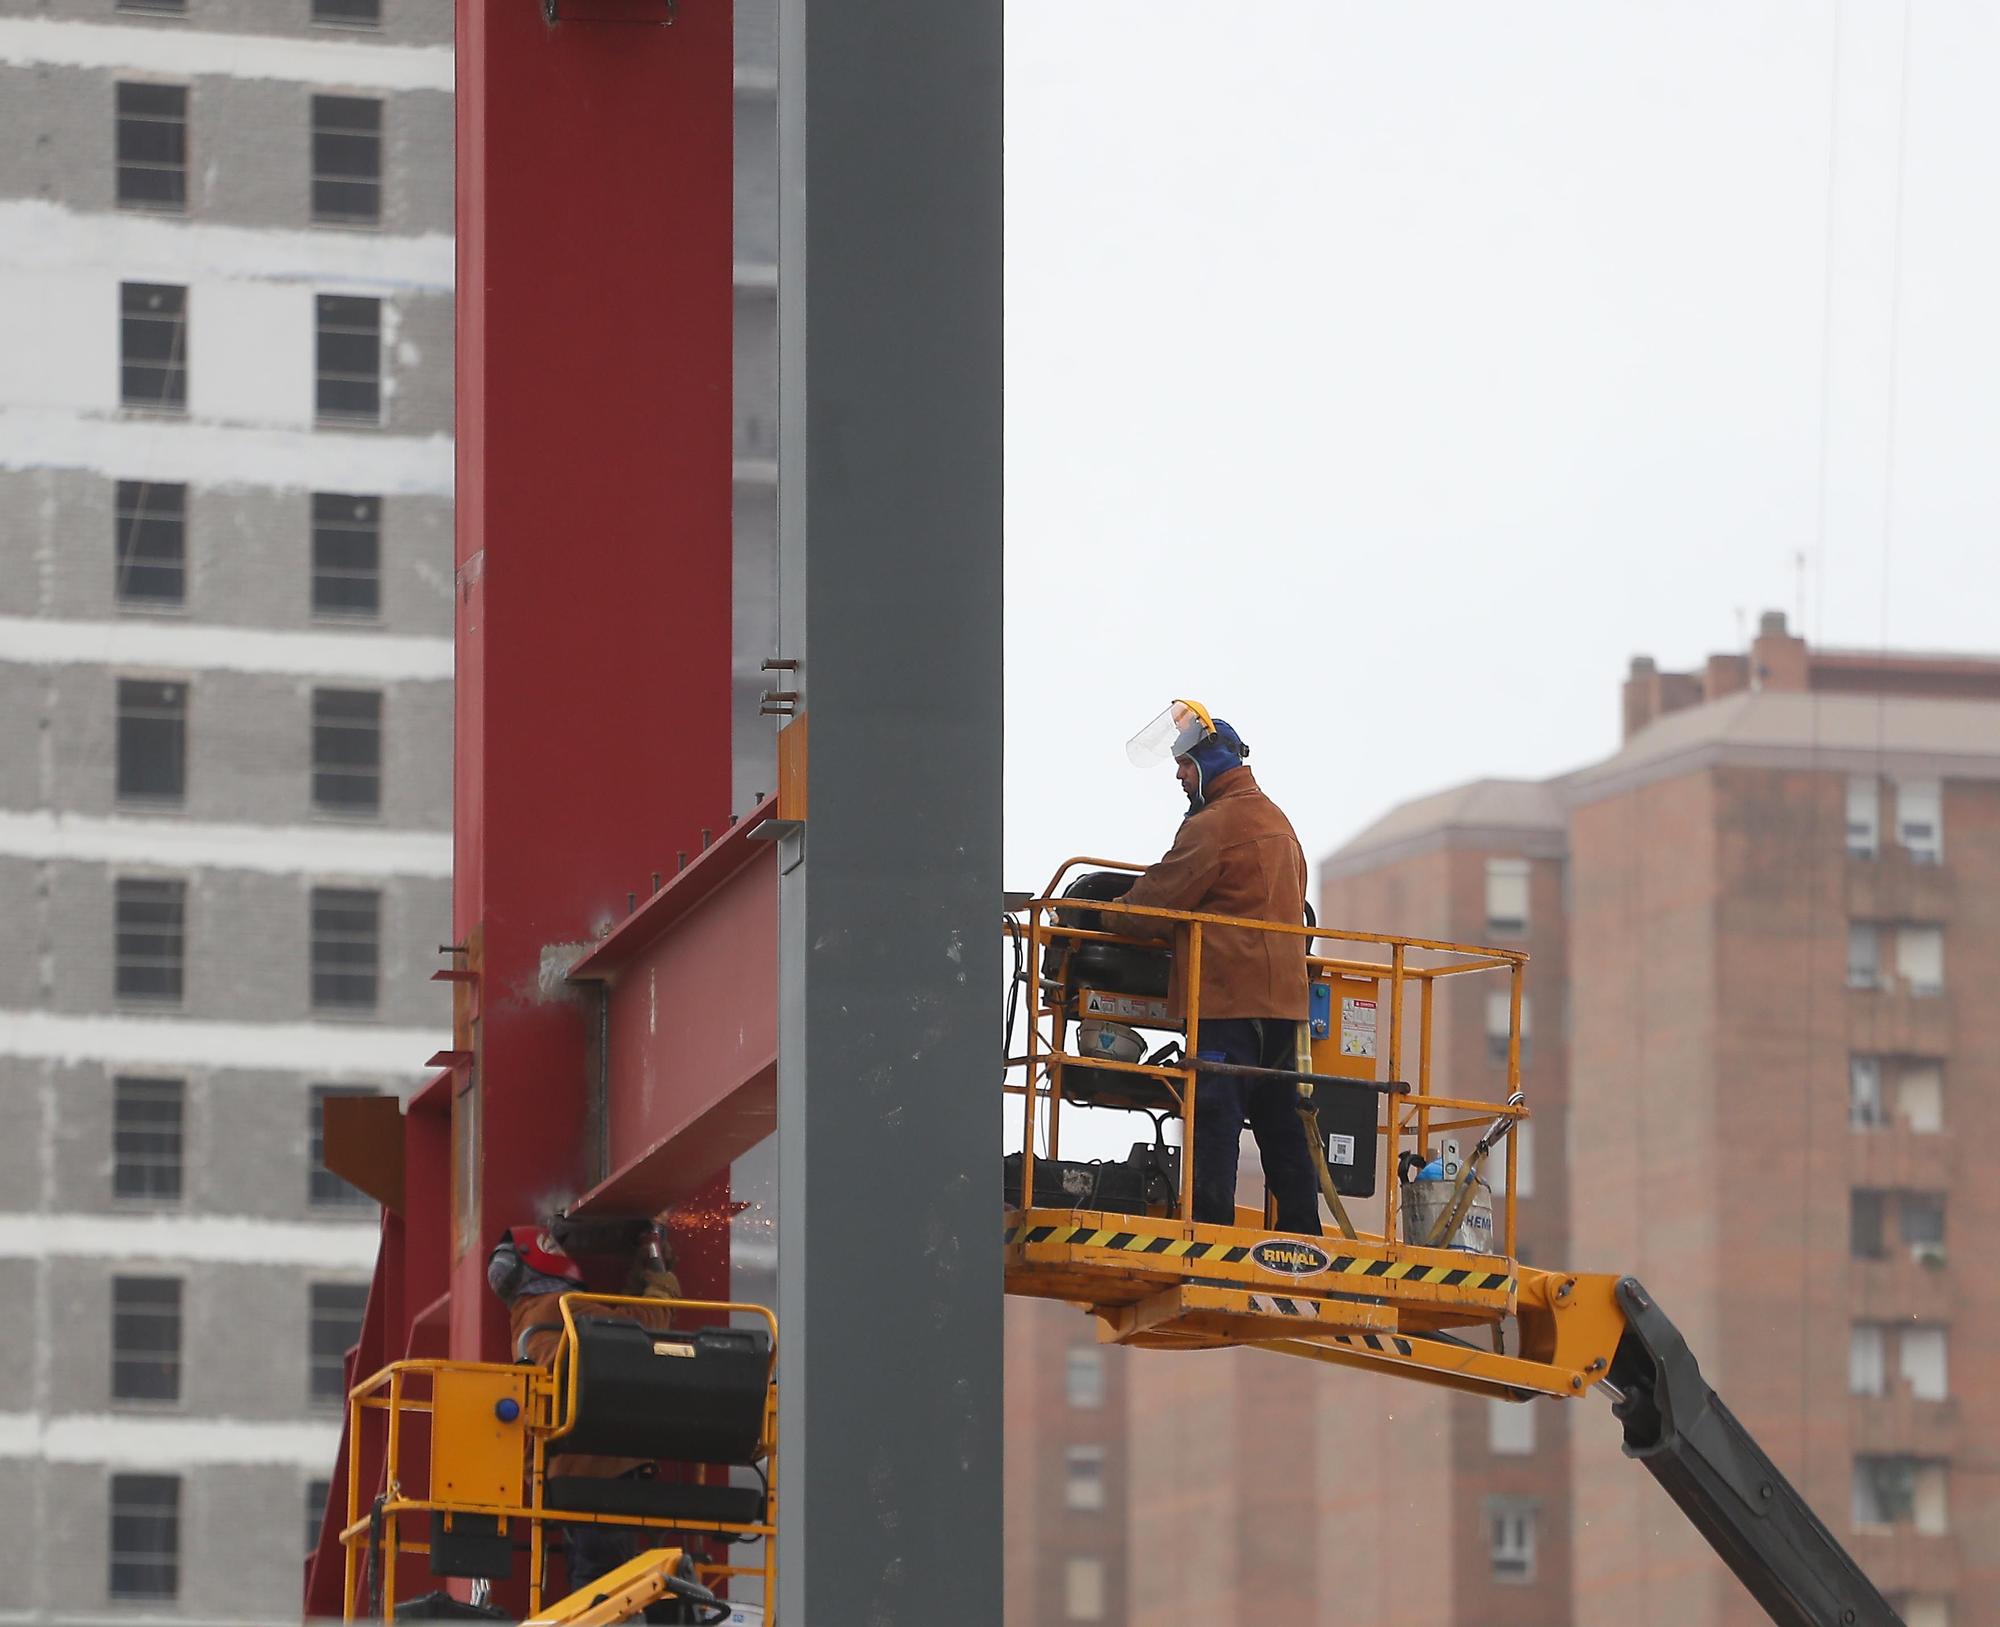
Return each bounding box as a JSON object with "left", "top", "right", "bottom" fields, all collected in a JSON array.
[{"left": 1001, "top": 0, "right": 2000, "bottom": 893}]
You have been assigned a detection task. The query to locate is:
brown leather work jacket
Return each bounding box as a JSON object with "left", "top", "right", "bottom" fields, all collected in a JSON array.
[{"left": 1115, "top": 767, "right": 1310, "bottom": 1025}]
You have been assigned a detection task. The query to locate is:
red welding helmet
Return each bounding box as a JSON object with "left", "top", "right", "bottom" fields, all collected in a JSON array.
[{"left": 506, "top": 1225, "right": 585, "bottom": 1285}]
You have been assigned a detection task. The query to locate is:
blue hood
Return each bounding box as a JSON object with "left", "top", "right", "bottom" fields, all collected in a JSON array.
[{"left": 1183, "top": 717, "right": 1248, "bottom": 810}]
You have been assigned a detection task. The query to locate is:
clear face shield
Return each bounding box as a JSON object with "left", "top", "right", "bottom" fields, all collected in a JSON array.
[{"left": 1125, "top": 699, "right": 1214, "bottom": 767}]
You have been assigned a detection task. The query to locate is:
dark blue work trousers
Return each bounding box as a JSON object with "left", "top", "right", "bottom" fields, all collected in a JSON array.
[{"left": 1192, "top": 1017, "right": 1323, "bottom": 1236}]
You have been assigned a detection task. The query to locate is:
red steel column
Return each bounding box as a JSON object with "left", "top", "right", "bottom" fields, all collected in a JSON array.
[{"left": 452, "top": 0, "right": 734, "bottom": 1359}]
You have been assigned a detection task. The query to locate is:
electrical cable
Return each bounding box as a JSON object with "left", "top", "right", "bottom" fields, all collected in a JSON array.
[
  {"left": 1793, "top": 0, "right": 1848, "bottom": 1485},
  {"left": 1002, "top": 913, "right": 1025, "bottom": 1078},
  {"left": 656, "top": 1568, "right": 731, "bottom": 1626},
  {"left": 1296, "top": 1099, "right": 1358, "bottom": 1240},
  {"left": 1790, "top": 0, "right": 1914, "bottom": 1498},
  {"left": 715, "top": 1462, "right": 770, "bottom": 1545},
  {"left": 1001, "top": 911, "right": 1054, "bottom": 1160}
]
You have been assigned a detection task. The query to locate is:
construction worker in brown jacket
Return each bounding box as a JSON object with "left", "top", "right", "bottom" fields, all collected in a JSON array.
[
  {"left": 487, "top": 1221, "right": 680, "bottom": 1594},
  {"left": 1120, "top": 699, "right": 1321, "bottom": 1235}
]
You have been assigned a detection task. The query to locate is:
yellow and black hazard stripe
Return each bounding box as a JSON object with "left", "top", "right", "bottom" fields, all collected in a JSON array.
[
  {"left": 1007, "top": 1221, "right": 1247, "bottom": 1262},
  {"left": 1004, "top": 1222, "right": 1514, "bottom": 1295},
  {"left": 1323, "top": 1256, "right": 1515, "bottom": 1294},
  {"left": 1246, "top": 1293, "right": 1330, "bottom": 1319},
  {"left": 1327, "top": 1331, "right": 1416, "bottom": 1358}
]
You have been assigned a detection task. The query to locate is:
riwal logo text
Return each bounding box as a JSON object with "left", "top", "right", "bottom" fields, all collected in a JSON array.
[{"left": 1250, "top": 1238, "right": 1331, "bottom": 1276}]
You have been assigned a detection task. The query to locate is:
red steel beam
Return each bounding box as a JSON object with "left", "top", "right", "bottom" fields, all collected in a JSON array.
[
  {"left": 301, "top": 1076, "right": 453, "bottom": 1620},
  {"left": 307, "top": 7, "right": 735, "bottom": 1613},
  {"left": 450, "top": 0, "right": 735, "bottom": 1360},
  {"left": 569, "top": 798, "right": 780, "bottom": 1217}
]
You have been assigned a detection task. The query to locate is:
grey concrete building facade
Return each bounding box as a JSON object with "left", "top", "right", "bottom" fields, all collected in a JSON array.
[
  {"left": 0, "top": 3, "right": 455, "bottom": 1620},
  {"left": 0, "top": 1, "right": 782, "bottom": 1620}
]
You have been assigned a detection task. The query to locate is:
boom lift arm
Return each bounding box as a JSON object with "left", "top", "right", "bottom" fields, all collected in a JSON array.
[
  {"left": 1004, "top": 863, "right": 1903, "bottom": 1627},
  {"left": 1255, "top": 1275, "right": 1901, "bottom": 1626},
  {"left": 1608, "top": 1278, "right": 1898, "bottom": 1627}
]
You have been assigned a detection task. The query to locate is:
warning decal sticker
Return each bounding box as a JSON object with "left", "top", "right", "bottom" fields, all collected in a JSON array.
[
  {"left": 1340, "top": 996, "right": 1378, "bottom": 1059},
  {"left": 1082, "top": 988, "right": 1171, "bottom": 1024}
]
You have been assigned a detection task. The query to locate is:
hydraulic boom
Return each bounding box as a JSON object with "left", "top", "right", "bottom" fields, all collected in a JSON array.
[
  {"left": 1609, "top": 1278, "right": 1898, "bottom": 1627},
  {"left": 1004, "top": 863, "right": 1903, "bottom": 1627}
]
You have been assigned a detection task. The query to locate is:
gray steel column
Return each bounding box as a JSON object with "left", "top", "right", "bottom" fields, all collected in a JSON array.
[{"left": 773, "top": 0, "right": 1004, "bottom": 1621}]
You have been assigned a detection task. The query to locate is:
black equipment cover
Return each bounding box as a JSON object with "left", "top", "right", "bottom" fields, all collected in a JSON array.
[{"left": 563, "top": 1320, "right": 770, "bottom": 1465}]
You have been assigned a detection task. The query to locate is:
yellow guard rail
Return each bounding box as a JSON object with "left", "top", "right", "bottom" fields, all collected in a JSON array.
[{"left": 337, "top": 1295, "right": 776, "bottom": 1621}]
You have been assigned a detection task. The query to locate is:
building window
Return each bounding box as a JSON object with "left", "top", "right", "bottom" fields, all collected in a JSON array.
[
  {"left": 1487, "top": 1398, "right": 1536, "bottom": 1456},
  {"left": 1894, "top": 779, "right": 1942, "bottom": 864},
  {"left": 1485, "top": 990, "right": 1529, "bottom": 1066},
  {"left": 116, "top": 678, "right": 187, "bottom": 803},
  {"left": 1062, "top": 1556, "right": 1105, "bottom": 1622},
  {"left": 311, "top": 95, "right": 383, "bottom": 225},
  {"left": 114, "top": 878, "right": 185, "bottom": 1004},
  {"left": 114, "top": 480, "right": 187, "bottom": 606},
  {"left": 113, "top": 1077, "right": 184, "bottom": 1202},
  {"left": 1845, "top": 775, "right": 1880, "bottom": 858},
  {"left": 311, "top": 493, "right": 381, "bottom": 618},
  {"left": 120, "top": 282, "right": 187, "bottom": 411},
  {"left": 1853, "top": 1456, "right": 1914, "bottom": 1527},
  {"left": 1849, "top": 1324, "right": 1886, "bottom": 1398},
  {"left": 1855, "top": 1056, "right": 1946, "bottom": 1134},
  {"left": 117, "top": 0, "right": 186, "bottom": 13},
  {"left": 1485, "top": 858, "right": 1529, "bottom": 937},
  {"left": 310, "top": 1085, "right": 379, "bottom": 1208},
  {"left": 1065, "top": 1346, "right": 1105, "bottom": 1410},
  {"left": 1901, "top": 1193, "right": 1945, "bottom": 1265},
  {"left": 311, "top": 887, "right": 380, "bottom": 1011},
  {"left": 1850, "top": 1190, "right": 1887, "bottom": 1261},
  {"left": 1900, "top": 1326, "right": 1948, "bottom": 1401},
  {"left": 1848, "top": 1055, "right": 1885, "bottom": 1129},
  {"left": 1897, "top": 1061, "right": 1944, "bottom": 1134},
  {"left": 1486, "top": 1498, "right": 1537, "bottom": 1583},
  {"left": 1846, "top": 923, "right": 1879, "bottom": 989},
  {"left": 310, "top": 1282, "right": 369, "bottom": 1404},
  {"left": 313, "top": 0, "right": 382, "bottom": 24},
  {"left": 108, "top": 1474, "right": 180, "bottom": 1602},
  {"left": 1853, "top": 1457, "right": 1947, "bottom": 1534},
  {"left": 316, "top": 294, "right": 382, "bottom": 423},
  {"left": 312, "top": 689, "right": 382, "bottom": 814},
  {"left": 111, "top": 1277, "right": 182, "bottom": 1403},
  {"left": 115, "top": 82, "right": 187, "bottom": 211},
  {"left": 1895, "top": 925, "right": 1944, "bottom": 997},
  {"left": 1854, "top": 1190, "right": 1945, "bottom": 1265},
  {"left": 1490, "top": 1119, "right": 1535, "bottom": 1199},
  {"left": 1851, "top": 1323, "right": 1949, "bottom": 1402},
  {"left": 1064, "top": 1444, "right": 1106, "bottom": 1511},
  {"left": 305, "top": 1478, "right": 332, "bottom": 1557}
]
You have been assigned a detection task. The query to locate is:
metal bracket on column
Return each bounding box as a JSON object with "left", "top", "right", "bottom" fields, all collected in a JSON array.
[
  {"left": 759, "top": 657, "right": 800, "bottom": 717},
  {"left": 746, "top": 818, "right": 804, "bottom": 875}
]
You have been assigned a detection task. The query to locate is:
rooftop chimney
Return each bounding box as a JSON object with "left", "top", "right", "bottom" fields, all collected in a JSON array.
[
  {"left": 1704, "top": 652, "right": 1750, "bottom": 702},
  {"left": 1622, "top": 654, "right": 1703, "bottom": 741},
  {"left": 1623, "top": 656, "right": 1658, "bottom": 740},
  {"left": 1752, "top": 608, "right": 1809, "bottom": 691}
]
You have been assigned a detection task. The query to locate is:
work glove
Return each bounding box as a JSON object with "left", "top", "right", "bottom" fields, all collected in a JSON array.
[
  {"left": 626, "top": 1263, "right": 682, "bottom": 1302},
  {"left": 626, "top": 1225, "right": 680, "bottom": 1301}
]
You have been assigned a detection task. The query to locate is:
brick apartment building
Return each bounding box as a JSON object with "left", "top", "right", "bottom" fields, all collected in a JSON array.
[
  {"left": 1008, "top": 612, "right": 1996, "bottom": 1626},
  {"left": 1007, "top": 1296, "right": 1133, "bottom": 1625}
]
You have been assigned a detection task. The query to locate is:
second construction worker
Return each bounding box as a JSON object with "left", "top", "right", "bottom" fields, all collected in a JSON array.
[
  {"left": 487, "top": 1221, "right": 681, "bottom": 1594},
  {"left": 1119, "top": 699, "right": 1321, "bottom": 1235}
]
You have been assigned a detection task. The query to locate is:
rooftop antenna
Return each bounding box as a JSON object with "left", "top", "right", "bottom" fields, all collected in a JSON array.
[
  {"left": 1794, "top": 549, "right": 1809, "bottom": 640},
  {"left": 1734, "top": 605, "right": 1748, "bottom": 650}
]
